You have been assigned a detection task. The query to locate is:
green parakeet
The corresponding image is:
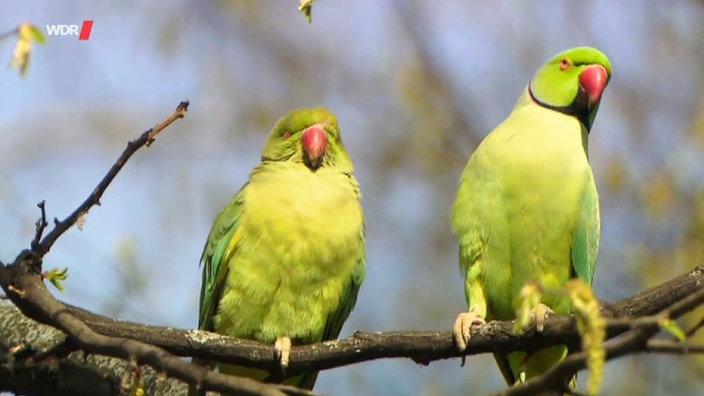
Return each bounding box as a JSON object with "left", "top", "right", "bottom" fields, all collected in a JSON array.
[
  {"left": 451, "top": 47, "right": 611, "bottom": 388},
  {"left": 197, "top": 107, "right": 365, "bottom": 390}
]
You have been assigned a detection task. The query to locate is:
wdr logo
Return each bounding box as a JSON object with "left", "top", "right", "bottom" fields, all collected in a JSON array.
[{"left": 45, "top": 20, "right": 93, "bottom": 40}]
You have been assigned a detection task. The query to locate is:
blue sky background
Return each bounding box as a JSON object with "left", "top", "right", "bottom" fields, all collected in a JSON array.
[{"left": 2, "top": 1, "right": 704, "bottom": 395}]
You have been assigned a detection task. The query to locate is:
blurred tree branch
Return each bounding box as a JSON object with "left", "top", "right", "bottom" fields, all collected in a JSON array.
[
  {"left": 0, "top": 100, "right": 703, "bottom": 396},
  {"left": 392, "top": 0, "right": 480, "bottom": 164}
]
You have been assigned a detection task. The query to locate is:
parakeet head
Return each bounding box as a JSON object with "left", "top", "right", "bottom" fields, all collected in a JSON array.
[
  {"left": 261, "top": 107, "right": 353, "bottom": 172},
  {"left": 529, "top": 46, "right": 612, "bottom": 130}
]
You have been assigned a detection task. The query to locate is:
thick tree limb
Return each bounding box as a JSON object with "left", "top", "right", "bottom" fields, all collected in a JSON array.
[
  {"left": 0, "top": 301, "right": 186, "bottom": 396},
  {"left": 1, "top": 268, "right": 702, "bottom": 395},
  {"left": 49, "top": 266, "right": 704, "bottom": 374},
  {"left": 3, "top": 264, "right": 703, "bottom": 377}
]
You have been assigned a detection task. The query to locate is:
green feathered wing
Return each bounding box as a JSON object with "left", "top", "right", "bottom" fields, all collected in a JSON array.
[{"left": 198, "top": 185, "right": 244, "bottom": 332}]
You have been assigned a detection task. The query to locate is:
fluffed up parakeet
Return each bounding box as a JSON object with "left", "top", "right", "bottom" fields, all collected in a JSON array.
[
  {"left": 451, "top": 47, "right": 611, "bottom": 388},
  {"left": 197, "top": 107, "right": 365, "bottom": 390}
]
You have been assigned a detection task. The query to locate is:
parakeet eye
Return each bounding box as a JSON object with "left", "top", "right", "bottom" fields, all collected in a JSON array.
[
  {"left": 559, "top": 58, "right": 572, "bottom": 71},
  {"left": 282, "top": 131, "right": 292, "bottom": 140}
]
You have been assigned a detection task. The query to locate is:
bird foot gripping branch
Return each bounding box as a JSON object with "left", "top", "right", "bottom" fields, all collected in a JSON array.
[
  {"left": 275, "top": 336, "right": 292, "bottom": 371},
  {"left": 452, "top": 309, "right": 487, "bottom": 353}
]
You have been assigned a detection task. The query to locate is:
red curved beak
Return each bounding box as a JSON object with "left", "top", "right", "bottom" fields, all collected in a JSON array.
[
  {"left": 579, "top": 65, "right": 609, "bottom": 107},
  {"left": 301, "top": 125, "right": 328, "bottom": 170}
]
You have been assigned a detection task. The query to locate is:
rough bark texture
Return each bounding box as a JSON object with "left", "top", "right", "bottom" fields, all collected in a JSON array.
[{"left": 0, "top": 301, "right": 186, "bottom": 396}]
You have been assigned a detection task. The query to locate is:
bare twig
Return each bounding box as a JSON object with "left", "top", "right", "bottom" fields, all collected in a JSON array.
[
  {"left": 0, "top": 27, "right": 19, "bottom": 41},
  {"left": 645, "top": 339, "right": 704, "bottom": 355},
  {"left": 685, "top": 314, "right": 704, "bottom": 337},
  {"left": 30, "top": 200, "right": 48, "bottom": 251},
  {"left": 32, "top": 101, "right": 189, "bottom": 257},
  {"left": 645, "top": 339, "right": 704, "bottom": 354},
  {"left": 146, "top": 102, "right": 189, "bottom": 146}
]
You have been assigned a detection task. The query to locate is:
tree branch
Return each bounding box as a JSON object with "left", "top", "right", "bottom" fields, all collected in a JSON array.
[
  {"left": 30, "top": 200, "right": 48, "bottom": 251},
  {"left": 5, "top": 263, "right": 704, "bottom": 376},
  {"left": 32, "top": 101, "right": 189, "bottom": 257},
  {"left": 644, "top": 339, "right": 704, "bottom": 354},
  {"left": 2, "top": 266, "right": 702, "bottom": 395},
  {"left": 685, "top": 313, "right": 704, "bottom": 337},
  {"left": 67, "top": 266, "right": 704, "bottom": 374}
]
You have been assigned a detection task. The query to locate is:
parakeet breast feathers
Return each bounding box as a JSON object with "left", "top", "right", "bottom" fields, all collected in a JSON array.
[
  {"left": 213, "top": 161, "right": 364, "bottom": 344},
  {"left": 454, "top": 92, "right": 597, "bottom": 320}
]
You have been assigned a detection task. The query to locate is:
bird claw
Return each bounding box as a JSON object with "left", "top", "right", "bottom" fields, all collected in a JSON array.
[
  {"left": 532, "top": 303, "right": 554, "bottom": 333},
  {"left": 452, "top": 309, "right": 486, "bottom": 353},
  {"left": 274, "top": 336, "right": 292, "bottom": 372}
]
